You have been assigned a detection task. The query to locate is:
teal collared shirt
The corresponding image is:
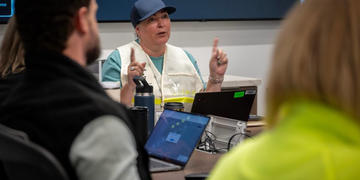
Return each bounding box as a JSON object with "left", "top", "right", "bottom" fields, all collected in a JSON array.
[{"left": 102, "top": 40, "right": 205, "bottom": 89}]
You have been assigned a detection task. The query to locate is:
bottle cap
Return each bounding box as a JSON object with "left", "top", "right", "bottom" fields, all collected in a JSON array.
[
  {"left": 164, "top": 102, "right": 184, "bottom": 111},
  {"left": 133, "top": 76, "right": 153, "bottom": 93}
]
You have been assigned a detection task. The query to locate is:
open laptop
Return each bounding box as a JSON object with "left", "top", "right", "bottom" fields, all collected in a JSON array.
[
  {"left": 191, "top": 89, "right": 257, "bottom": 121},
  {"left": 145, "top": 109, "right": 210, "bottom": 172}
]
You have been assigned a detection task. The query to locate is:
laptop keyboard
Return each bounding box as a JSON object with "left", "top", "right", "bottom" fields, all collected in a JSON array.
[{"left": 150, "top": 158, "right": 171, "bottom": 169}]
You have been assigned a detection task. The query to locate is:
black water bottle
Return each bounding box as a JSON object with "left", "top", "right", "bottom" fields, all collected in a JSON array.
[
  {"left": 133, "top": 76, "right": 155, "bottom": 135},
  {"left": 129, "top": 106, "right": 148, "bottom": 147}
]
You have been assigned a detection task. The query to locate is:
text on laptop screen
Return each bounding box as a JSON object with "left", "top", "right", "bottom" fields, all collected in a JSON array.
[{"left": 145, "top": 110, "right": 209, "bottom": 165}]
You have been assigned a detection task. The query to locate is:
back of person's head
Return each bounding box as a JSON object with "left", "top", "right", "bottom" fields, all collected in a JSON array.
[
  {"left": 15, "top": 0, "right": 91, "bottom": 53},
  {"left": 267, "top": 0, "right": 360, "bottom": 127},
  {"left": 0, "top": 17, "right": 25, "bottom": 78}
]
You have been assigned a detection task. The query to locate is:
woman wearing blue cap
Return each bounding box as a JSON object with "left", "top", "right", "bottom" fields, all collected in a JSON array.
[{"left": 102, "top": 0, "right": 228, "bottom": 110}]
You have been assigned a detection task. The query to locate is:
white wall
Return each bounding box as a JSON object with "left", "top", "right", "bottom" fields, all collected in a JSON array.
[{"left": 0, "top": 20, "right": 281, "bottom": 115}]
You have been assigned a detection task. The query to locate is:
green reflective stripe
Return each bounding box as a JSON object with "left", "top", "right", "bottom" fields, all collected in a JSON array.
[
  {"left": 154, "top": 97, "right": 194, "bottom": 105},
  {"left": 132, "top": 97, "right": 194, "bottom": 105},
  {"left": 164, "top": 97, "right": 195, "bottom": 104},
  {"left": 155, "top": 98, "right": 162, "bottom": 105}
]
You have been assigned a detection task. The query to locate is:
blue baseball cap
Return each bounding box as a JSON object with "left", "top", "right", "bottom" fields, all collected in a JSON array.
[{"left": 130, "top": 0, "right": 176, "bottom": 28}]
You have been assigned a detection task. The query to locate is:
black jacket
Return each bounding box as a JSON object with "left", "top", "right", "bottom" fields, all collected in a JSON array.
[
  {"left": 0, "top": 72, "right": 24, "bottom": 102},
  {"left": 0, "top": 51, "right": 150, "bottom": 180}
]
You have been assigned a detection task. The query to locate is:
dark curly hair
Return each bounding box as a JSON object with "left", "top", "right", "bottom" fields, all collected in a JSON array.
[{"left": 15, "top": 0, "right": 91, "bottom": 53}]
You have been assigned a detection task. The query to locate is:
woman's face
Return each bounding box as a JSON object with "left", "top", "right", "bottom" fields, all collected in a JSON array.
[{"left": 136, "top": 10, "right": 171, "bottom": 47}]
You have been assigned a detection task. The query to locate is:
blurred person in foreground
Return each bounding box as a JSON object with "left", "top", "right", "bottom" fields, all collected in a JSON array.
[
  {"left": 102, "top": 0, "right": 228, "bottom": 108},
  {"left": 0, "top": 17, "right": 25, "bottom": 101},
  {"left": 209, "top": 0, "right": 360, "bottom": 179},
  {"left": 0, "top": 0, "right": 151, "bottom": 179},
  {"left": 0, "top": 16, "right": 25, "bottom": 179}
]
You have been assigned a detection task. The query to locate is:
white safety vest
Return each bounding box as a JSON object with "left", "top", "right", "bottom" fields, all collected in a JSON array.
[{"left": 117, "top": 41, "right": 203, "bottom": 112}]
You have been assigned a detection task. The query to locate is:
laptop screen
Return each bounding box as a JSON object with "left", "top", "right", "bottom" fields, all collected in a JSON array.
[
  {"left": 145, "top": 109, "right": 210, "bottom": 166},
  {"left": 191, "top": 89, "right": 256, "bottom": 121}
]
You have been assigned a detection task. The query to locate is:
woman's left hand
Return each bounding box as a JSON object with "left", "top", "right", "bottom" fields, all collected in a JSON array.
[{"left": 209, "top": 38, "right": 228, "bottom": 80}]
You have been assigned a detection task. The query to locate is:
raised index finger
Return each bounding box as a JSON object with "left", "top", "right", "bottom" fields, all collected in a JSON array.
[
  {"left": 130, "top": 48, "right": 135, "bottom": 63},
  {"left": 212, "top": 38, "right": 219, "bottom": 55}
]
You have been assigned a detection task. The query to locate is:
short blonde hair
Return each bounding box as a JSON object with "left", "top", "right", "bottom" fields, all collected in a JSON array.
[
  {"left": 266, "top": 0, "right": 360, "bottom": 127},
  {"left": 0, "top": 17, "right": 25, "bottom": 78}
]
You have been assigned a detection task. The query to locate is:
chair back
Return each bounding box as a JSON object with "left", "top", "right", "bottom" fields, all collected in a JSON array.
[{"left": 0, "top": 124, "right": 70, "bottom": 180}]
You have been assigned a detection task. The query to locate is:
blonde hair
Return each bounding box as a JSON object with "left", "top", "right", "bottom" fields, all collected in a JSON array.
[
  {"left": 0, "top": 17, "right": 25, "bottom": 78},
  {"left": 266, "top": 0, "right": 360, "bottom": 127}
]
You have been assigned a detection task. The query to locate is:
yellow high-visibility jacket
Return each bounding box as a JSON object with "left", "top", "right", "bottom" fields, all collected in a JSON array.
[{"left": 209, "top": 99, "right": 360, "bottom": 180}]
